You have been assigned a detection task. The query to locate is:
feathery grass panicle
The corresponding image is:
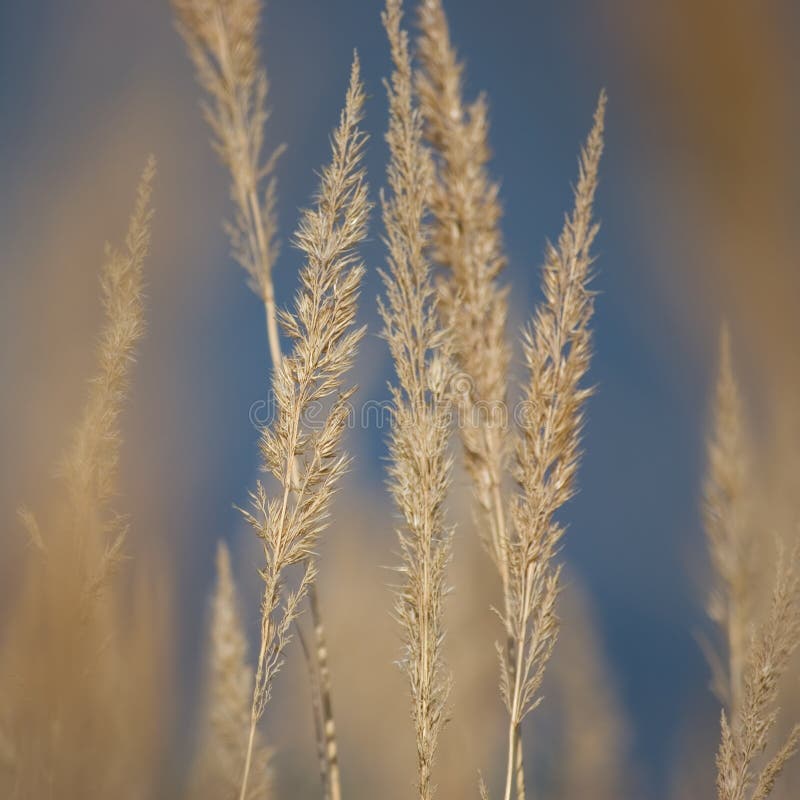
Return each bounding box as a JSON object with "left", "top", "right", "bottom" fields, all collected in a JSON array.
[
  {"left": 174, "top": 5, "right": 353, "bottom": 794},
  {"left": 0, "top": 160, "right": 158, "bottom": 800},
  {"left": 172, "top": 0, "right": 284, "bottom": 365},
  {"left": 416, "top": 0, "right": 511, "bottom": 575},
  {"left": 64, "top": 156, "right": 154, "bottom": 521},
  {"left": 704, "top": 327, "right": 754, "bottom": 714},
  {"left": 414, "top": 2, "right": 522, "bottom": 793},
  {"left": 497, "top": 95, "right": 605, "bottom": 800},
  {"left": 716, "top": 543, "right": 800, "bottom": 800},
  {"left": 237, "top": 57, "right": 370, "bottom": 800},
  {"left": 191, "top": 542, "right": 272, "bottom": 800},
  {"left": 60, "top": 156, "right": 155, "bottom": 600},
  {"left": 380, "top": 3, "right": 454, "bottom": 798}
]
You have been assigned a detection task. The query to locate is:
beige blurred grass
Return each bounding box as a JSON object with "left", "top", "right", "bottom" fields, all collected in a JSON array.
[
  {"left": 0, "top": 162, "right": 174, "bottom": 799},
  {"left": 596, "top": 7, "right": 800, "bottom": 791}
]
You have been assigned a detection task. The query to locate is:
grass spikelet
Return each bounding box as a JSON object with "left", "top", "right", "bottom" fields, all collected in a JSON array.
[
  {"left": 237, "top": 57, "right": 370, "bottom": 800},
  {"left": 497, "top": 94, "right": 605, "bottom": 800},
  {"left": 380, "top": 3, "right": 454, "bottom": 798}
]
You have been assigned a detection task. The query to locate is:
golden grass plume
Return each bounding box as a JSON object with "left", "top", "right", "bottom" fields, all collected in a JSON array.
[
  {"left": 0, "top": 160, "right": 164, "bottom": 800},
  {"left": 237, "top": 56, "right": 370, "bottom": 799},
  {"left": 380, "top": 2, "right": 455, "bottom": 797}
]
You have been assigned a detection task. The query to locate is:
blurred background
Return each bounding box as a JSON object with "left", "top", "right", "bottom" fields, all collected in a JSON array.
[{"left": 1, "top": 1, "right": 799, "bottom": 798}]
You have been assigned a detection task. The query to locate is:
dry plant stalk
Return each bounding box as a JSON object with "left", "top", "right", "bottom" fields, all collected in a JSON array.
[
  {"left": 497, "top": 96, "right": 606, "bottom": 800},
  {"left": 716, "top": 545, "right": 800, "bottom": 800},
  {"left": 380, "top": 3, "right": 454, "bottom": 798},
  {"left": 190, "top": 542, "right": 272, "bottom": 800},
  {"left": 416, "top": 0, "right": 510, "bottom": 571},
  {"left": 172, "top": 0, "right": 283, "bottom": 364},
  {"left": 237, "top": 58, "right": 370, "bottom": 800},
  {"left": 1, "top": 160, "right": 158, "bottom": 799},
  {"left": 703, "top": 327, "right": 755, "bottom": 715},
  {"left": 173, "top": 3, "right": 346, "bottom": 795},
  {"left": 415, "top": 4, "right": 608, "bottom": 797},
  {"left": 414, "top": 0, "right": 523, "bottom": 793}
]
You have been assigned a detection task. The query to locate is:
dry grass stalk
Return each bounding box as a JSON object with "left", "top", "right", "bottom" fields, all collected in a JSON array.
[
  {"left": 716, "top": 544, "right": 800, "bottom": 800},
  {"left": 413, "top": 0, "right": 522, "bottom": 793},
  {"left": 173, "top": 3, "right": 347, "bottom": 794},
  {"left": 380, "top": 2, "right": 455, "bottom": 798},
  {"left": 306, "top": 586, "right": 339, "bottom": 800},
  {"left": 0, "top": 161, "right": 158, "bottom": 799},
  {"left": 703, "top": 327, "right": 754, "bottom": 716},
  {"left": 295, "top": 621, "right": 330, "bottom": 798},
  {"left": 416, "top": 0, "right": 510, "bottom": 571},
  {"left": 496, "top": 95, "right": 606, "bottom": 800},
  {"left": 191, "top": 542, "right": 272, "bottom": 800},
  {"left": 237, "top": 57, "right": 370, "bottom": 800},
  {"left": 172, "top": 0, "right": 284, "bottom": 365}
]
